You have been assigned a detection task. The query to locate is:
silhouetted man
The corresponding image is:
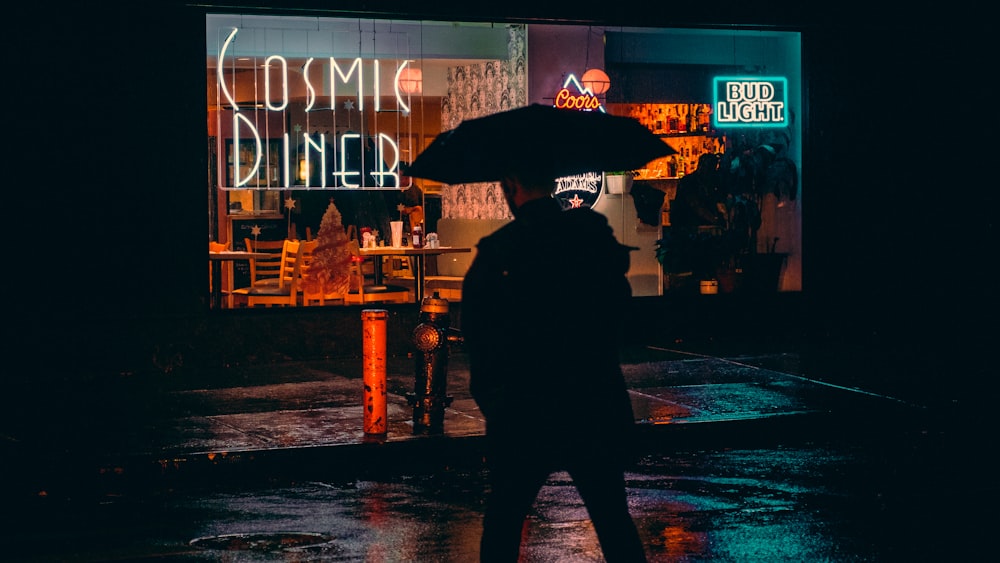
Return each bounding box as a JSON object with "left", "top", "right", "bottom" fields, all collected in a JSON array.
[{"left": 462, "top": 169, "right": 648, "bottom": 562}]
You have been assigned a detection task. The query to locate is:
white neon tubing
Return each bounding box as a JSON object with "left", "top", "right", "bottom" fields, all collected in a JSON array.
[
  {"left": 302, "top": 58, "right": 316, "bottom": 112},
  {"left": 372, "top": 133, "right": 400, "bottom": 188},
  {"left": 283, "top": 133, "right": 291, "bottom": 188},
  {"left": 233, "top": 112, "right": 263, "bottom": 187},
  {"left": 394, "top": 61, "right": 412, "bottom": 114},
  {"left": 373, "top": 59, "right": 380, "bottom": 112},
  {"left": 264, "top": 55, "right": 288, "bottom": 111},
  {"left": 217, "top": 27, "right": 239, "bottom": 111},
  {"left": 330, "top": 57, "right": 363, "bottom": 111},
  {"left": 302, "top": 133, "right": 327, "bottom": 188},
  {"left": 338, "top": 133, "right": 361, "bottom": 188}
]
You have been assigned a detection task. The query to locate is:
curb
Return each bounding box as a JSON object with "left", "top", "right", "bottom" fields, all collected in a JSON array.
[{"left": 82, "top": 411, "right": 857, "bottom": 493}]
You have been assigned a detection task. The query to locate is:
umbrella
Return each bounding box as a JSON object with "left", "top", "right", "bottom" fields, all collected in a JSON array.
[{"left": 404, "top": 104, "right": 676, "bottom": 184}]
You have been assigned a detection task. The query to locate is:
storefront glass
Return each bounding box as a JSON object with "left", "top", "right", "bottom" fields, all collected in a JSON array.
[{"left": 206, "top": 14, "right": 801, "bottom": 308}]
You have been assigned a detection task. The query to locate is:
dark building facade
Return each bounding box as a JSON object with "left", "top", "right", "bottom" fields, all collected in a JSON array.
[{"left": 11, "top": 1, "right": 990, "bottom": 416}]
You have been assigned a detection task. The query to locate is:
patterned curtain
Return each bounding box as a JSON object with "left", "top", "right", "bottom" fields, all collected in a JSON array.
[{"left": 440, "top": 24, "right": 527, "bottom": 219}]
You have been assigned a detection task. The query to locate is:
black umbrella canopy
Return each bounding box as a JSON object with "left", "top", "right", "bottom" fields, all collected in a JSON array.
[{"left": 405, "top": 104, "right": 676, "bottom": 184}]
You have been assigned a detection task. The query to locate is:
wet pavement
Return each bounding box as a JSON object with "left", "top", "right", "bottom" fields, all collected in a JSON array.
[
  {"left": 9, "top": 347, "right": 901, "bottom": 491},
  {"left": 6, "top": 438, "right": 993, "bottom": 561},
  {"left": 2, "top": 344, "right": 994, "bottom": 561}
]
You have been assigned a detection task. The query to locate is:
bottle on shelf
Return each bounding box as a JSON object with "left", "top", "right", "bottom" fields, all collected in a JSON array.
[
  {"left": 667, "top": 155, "right": 678, "bottom": 178},
  {"left": 700, "top": 104, "right": 712, "bottom": 132}
]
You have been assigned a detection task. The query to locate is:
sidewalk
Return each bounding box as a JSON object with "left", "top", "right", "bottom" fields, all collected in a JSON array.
[
  {"left": 5, "top": 343, "right": 988, "bottom": 563},
  {"left": 9, "top": 344, "right": 921, "bottom": 495}
]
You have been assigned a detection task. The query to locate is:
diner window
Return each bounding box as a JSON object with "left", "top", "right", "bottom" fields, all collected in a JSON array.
[{"left": 206, "top": 15, "right": 801, "bottom": 309}]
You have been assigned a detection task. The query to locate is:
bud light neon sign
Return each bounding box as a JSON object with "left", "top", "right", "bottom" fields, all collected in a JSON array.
[{"left": 713, "top": 76, "right": 787, "bottom": 128}]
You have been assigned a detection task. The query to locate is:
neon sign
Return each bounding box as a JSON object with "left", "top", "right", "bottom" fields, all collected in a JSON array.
[
  {"left": 554, "top": 172, "right": 603, "bottom": 210},
  {"left": 712, "top": 76, "right": 787, "bottom": 128},
  {"left": 217, "top": 27, "right": 415, "bottom": 190},
  {"left": 551, "top": 74, "right": 606, "bottom": 210},
  {"left": 554, "top": 87, "right": 601, "bottom": 111},
  {"left": 554, "top": 73, "right": 606, "bottom": 113}
]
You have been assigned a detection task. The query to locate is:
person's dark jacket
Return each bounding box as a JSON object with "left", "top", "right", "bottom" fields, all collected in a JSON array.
[{"left": 461, "top": 197, "right": 634, "bottom": 456}]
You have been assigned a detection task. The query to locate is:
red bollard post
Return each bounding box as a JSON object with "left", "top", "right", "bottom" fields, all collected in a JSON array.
[{"left": 362, "top": 309, "right": 388, "bottom": 442}]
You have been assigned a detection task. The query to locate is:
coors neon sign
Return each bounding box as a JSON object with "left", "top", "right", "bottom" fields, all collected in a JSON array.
[
  {"left": 553, "top": 73, "right": 604, "bottom": 112},
  {"left": 554, "top": 87, "right": 601, "bottom": 111},
  {"left": 216, "top": 27, "right": 415, "bottom": 190}
]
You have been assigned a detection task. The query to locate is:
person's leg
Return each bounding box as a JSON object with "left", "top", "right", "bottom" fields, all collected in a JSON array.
[
  {"left": 569, "top": 461, "right": 648, "bottom": 562},
  {"left": 480, "top": 455, "right": 550, "bottom": 562}
]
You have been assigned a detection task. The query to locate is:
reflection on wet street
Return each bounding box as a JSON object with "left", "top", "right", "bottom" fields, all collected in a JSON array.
[{"left": 6, "top": 437, "right": 992, "bottom": 561}]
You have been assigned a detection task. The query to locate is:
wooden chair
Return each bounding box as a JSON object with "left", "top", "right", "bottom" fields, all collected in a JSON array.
[
  {"left": 385, "top": 255, "right": 414, "bottom": 280},
  {"left": 300, "top": 239, "right": 346, "bottom": 306},
  {"left": 345, "top": 240, "right": 412, "bottom": 305},
  {"left": 231, "top": 238, "right": 285, "bottom": 305},
  {"left": 242, "top": 237, "right": 285, "bottom": 286},
  {"left": 245, "top": 239, "right": 302, "bottom": 307}
]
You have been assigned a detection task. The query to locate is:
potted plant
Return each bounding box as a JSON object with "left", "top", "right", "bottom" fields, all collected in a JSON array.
[
  {"left": 720, "top": 134, "right": 796, "bottom": 293},
  {"left": 736, "top": 236, "right": 788, "bottom": 294},
  {"left": 603, "top": 170, "right": 633, "bottom": 194},
  {"left": 657, "top": 134, "right": 796, "bottom": 294},
  {"left": 655, "top": 225, "right": 741, "bottom": 293}
]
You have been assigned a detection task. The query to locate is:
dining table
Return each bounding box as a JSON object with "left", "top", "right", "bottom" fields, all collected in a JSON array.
[
  {"left": 358, "top": 245, "right": 472, "bottom": 303},
  {"left": 208, "top": 250, "right": 275, "bottom": 309}
]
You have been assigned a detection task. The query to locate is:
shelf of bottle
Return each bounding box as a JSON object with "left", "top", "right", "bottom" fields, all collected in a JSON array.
[
  {"left": 655, "top": 131, "right": 720, "bottom": 138},
  {"left": 633, "top": 174, "right": 682, "bottom": 181}
]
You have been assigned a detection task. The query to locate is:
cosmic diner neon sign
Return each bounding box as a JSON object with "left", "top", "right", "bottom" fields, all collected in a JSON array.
[{"left": 216, "top": 27, "right": 415, "bottom": 190}]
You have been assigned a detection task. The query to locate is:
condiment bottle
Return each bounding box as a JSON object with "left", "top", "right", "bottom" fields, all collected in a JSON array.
[{"left": 411, "top": 225, "right": 423, "bottom": 248}]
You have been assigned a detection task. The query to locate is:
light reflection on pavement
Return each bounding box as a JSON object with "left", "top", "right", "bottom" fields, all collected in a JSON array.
[{"left": 7, "top": 438, "right": 992, "bottom": 562}]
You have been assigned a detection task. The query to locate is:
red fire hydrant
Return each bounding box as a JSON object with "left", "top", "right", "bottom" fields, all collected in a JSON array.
[{"left": 407, "top": 292, "right": 461, "bottom": 434}]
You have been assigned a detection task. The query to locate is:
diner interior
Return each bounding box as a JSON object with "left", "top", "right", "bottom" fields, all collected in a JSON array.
[{"left": 206, "top": 16, "right": 802, "bottom": 308}]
